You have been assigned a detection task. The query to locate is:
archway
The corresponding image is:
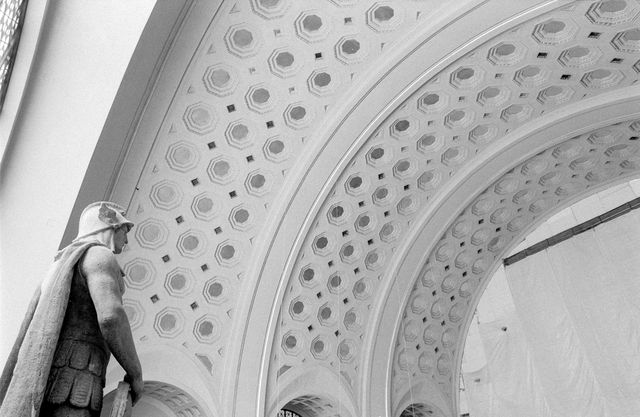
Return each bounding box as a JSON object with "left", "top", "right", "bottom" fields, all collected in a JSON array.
[
  {"left": 101, "top": 381, "right": 209, "bottom": 417},
  {"left": 42, "top": 0, "right": 640, "bottom": 415}
]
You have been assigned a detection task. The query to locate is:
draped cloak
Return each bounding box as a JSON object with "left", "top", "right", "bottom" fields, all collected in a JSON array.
[{"left": 0, "top": 240, "right": 102, "bottom": 417}]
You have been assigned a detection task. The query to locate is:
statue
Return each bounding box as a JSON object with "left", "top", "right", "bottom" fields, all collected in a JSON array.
[{"left": 0, "top": 202, "right": 144, "bottom": 417}]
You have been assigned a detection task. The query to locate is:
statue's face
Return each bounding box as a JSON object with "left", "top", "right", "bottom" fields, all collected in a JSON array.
[{"left": 113, "top": 225, "right": 129, "bottom": 254}]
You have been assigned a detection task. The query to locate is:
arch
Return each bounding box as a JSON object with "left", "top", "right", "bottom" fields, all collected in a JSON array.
[
  {"left": 104, "top": 344, "right": 219, "bottom": 417},
  {"left": 392, "top": 380, "right": 451, "bottom": 417},
  {"left": 38, "top": 0, "right": 640, "bottom": 416},
  {"left": 397, "top": 401, "right": 449, "bottom": 417},
  {"left": 266, "top": 365, "right": 358, "bottom": 417},
  {"left": 230, "top": 1, "right": 567, "bottom": 415},
  {"left": 370, "top": 98, "right": 640, "bottom": 415},
  {"left": 101, "top": 380, "right": 210, "bottom": 417}
]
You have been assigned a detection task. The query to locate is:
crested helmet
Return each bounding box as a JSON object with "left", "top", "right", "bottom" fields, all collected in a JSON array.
[{"left": 75, "top": 201, "right": 134, "bottom": 241}]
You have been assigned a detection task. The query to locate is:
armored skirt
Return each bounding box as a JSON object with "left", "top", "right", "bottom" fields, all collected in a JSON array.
[{"left": 41, "top": 262, "right": 110, "bottom": 417}]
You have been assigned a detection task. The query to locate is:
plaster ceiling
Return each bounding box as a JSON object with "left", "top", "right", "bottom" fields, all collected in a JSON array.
[{"left": 109, "top": 0, "right": 640, "bottom": 415}]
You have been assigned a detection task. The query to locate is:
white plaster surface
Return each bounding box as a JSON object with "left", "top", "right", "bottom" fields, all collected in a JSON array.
[{"left": 0, "top": 1, "right": 155, "bottom": 364}]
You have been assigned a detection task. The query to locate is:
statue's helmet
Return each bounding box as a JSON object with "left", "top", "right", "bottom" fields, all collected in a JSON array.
[{"left": 75, "top": 201, "right": 134, "bottom": 240}]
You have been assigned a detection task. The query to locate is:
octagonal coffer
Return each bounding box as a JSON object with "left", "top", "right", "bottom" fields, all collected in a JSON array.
[
  {"left": 183, "top": 102, "right": 216, "bottom": 135},
  {"left": 289, "top": 296, "right": 312, "bottom": 321},
  {"left": 203, "top": 276, "right": 230, "bottom": 305},
  {"left": 284, "top": 102, "right": 314, "bottom": 130},
  {"left": 165, "top": 141, "right": 200, "bottom": 172},
  {"left": 225, "top": 119, "right": 255, "bottom": 149},
  {"left": 310, "top": 334, "right": 331, "bottom": 359},
  {"left": 224, "top": 23, "right": 262, "bottom": 58},
  {"left": 263, "top": 136, "right": 289, "bottom": 162},
  {"left": 229, "top": 204, "right": 255, "bottom": 231},
  {"left": 418, "top": 91, "right": 448, "bottom": 113},
  {"left": 397, "top": 194, "right": 420, "bottom": 216},
  {"left": 612, "top": 28, "right": 640, "bottom": 52},
  {"left": 134, "top": 218, "right": 169, "bottom": 249},
  {"left": 586, "top": 0, "right": 640, "bottom": 25},
  {"left": 345, "top": 173, "right": 369, "bottom": 196},
  {"left": 282, "top": 330, "right": 304, "bottom": 356},
  {"left": 124, "top": 258, "right": 156, "bottom": 290},
  {"left": 327, "top": 202, "right": 350, "bottom": 226},
  {"left": 343, "top": 308, "right": 363, "bottom": 332},
  {"left": 176, "top": 229, "right": 208, "bottom": 259},
  {"left": 337, "top": 338, "right": 357, "bottom": 363},
  {"left": 207, "top": 156, "right": 237, "bottom": 185},
  {"left": 149, "top": 180, "right": 183, "bottom": 211},
  {"left": 164, "top": 267, "right": 195, "bottom": 297},
  {"left": 203, "top": 63, "right": 238, "bottom": 96},
  {"left": 245, "top": 83, "right": 276, "bottom": 114},
  {"left": 299, "top": 263, "right": 321, "bottom": 288},
  {"left": 154, "top": 307, "right": 184, "bottom": 338},
  {"left": 532, "top": 18, "right": 578, "bottom": 45},
  {"left": 335, "top": 35, "right": 368, "bottom": 64},
  {"left": 487, "top": 41, "right": 526, "bottom": 66},
  {"left": 327, "top": 271, "right": 348, "bottom": 293},
  {"left": 295, "top": 11, "right": 330, "bottom": 43},
  {"left": 366, "top": 2, "right": 403, "bottom": 32},
  {"left": 250, "top": 0, "right": 290, "bottom": 19},
  {"left": 194, "top": 315, "right": 222, "bottom": 344},
  {"left": 215, "top": 240, "right": 243, "bottom": 267},
  {"left": 268, "top": 48, "right": 301, "bottom": 78},
  {"left": 354, "top": 212, "right": 377, "bottom": 234},
  {"left": 308, "top": 68, "right": 338, "bottom": 96},
  {"left": 191, "top": 192, "right": 221, "bottom": 221},
  {"left": 244, "top": 169, "right": 274, "bottom": 196}
]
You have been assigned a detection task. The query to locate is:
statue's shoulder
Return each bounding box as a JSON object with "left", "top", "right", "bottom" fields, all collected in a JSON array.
[{"left": 80, "top": 245, "right": 120, "bottom": 278}]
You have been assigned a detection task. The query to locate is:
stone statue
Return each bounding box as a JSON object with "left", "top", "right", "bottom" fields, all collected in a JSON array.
[{"left": 0, "top": 202, "right": 144, "bottom": 417}]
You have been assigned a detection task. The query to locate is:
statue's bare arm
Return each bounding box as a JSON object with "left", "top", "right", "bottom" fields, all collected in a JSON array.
[{"left": 82, "top": 245, "right": 144, "bottom": 404}]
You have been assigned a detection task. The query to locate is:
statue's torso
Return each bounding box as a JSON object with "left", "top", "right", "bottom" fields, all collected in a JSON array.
[{"left": 43, "top": 258, "right": 110, "bottom": 413}]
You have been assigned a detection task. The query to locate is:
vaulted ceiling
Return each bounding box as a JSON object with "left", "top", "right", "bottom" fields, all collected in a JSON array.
[{"left": 106, "top": 0, "right": 640, "bottom": 415}]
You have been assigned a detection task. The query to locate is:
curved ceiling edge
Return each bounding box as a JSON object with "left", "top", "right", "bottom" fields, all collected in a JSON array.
[
  {"left": 228, "top": 1, "right": 567, "bottom": 415},
  {"left": 110, "top": 0, "right": 225, "bottom": 207},
  {"left": 368, "top": 94, "right": 640, "bottom": 416}
]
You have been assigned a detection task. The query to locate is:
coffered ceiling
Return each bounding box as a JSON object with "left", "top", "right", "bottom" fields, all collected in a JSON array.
[{"left": 107, "top": 0, "right": 640, "bottom": 415}]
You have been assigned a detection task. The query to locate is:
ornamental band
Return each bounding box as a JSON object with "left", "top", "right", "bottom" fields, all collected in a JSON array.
[{"left": 0, "top": 202, "right": 144, "bottom": 417}]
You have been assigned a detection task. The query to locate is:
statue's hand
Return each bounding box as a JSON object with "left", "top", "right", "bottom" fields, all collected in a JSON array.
[{"left": 124, "top": 373, "right": 144, "bottom": 406}]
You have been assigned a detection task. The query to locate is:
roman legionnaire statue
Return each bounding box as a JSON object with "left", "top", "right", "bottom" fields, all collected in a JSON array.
[{"left": 0, "top": 202, "right": 144, "bottom": 417}]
